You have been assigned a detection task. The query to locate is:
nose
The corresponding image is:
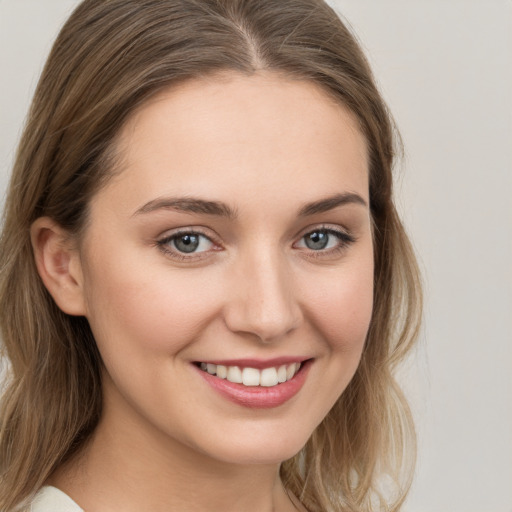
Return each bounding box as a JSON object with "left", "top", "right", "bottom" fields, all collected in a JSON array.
[{"left": 223, "top": 249, "right": 303, "bottom": 343}]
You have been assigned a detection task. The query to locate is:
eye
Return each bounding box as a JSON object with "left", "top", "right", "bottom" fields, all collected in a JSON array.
[
  {"left": 295, "top": 228, "right": 355, "bottom": 253},
  {"left": 157, "top": 231, "right": 215, "bottom": 256}
]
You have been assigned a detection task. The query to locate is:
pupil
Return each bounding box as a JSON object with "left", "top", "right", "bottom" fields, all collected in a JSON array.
[
  {"left": 306, "top": 231, "right": 328, "bottom": 250},
  {"left": 174, "top": 234, "right": 199, "bottom": 253}
]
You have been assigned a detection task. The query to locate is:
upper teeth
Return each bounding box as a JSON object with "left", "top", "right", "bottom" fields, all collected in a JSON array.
[{"left": 199, "top": 362, "right": 301, "bottom": 387}]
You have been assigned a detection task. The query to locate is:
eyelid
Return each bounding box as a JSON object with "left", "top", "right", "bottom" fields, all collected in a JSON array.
[
  {"left": 294, "top": 223, "right": 354, "bottom": 242},
  {"left": 293, "top": 224, "right": 356, "bottom": 255},
  {"left": 154, "top": 223, "right": 356, "bottom": 262},
  {"left": 156, "top": 227, "right": 222, "bottom": 260}
]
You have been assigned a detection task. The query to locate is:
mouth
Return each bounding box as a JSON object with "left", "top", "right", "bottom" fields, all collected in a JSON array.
[
  {"left": 195, "top": 361, "right": 303, "bottom": 388},
  {"left": 193, "top": 358, "right": 312, "bottom": 409}
]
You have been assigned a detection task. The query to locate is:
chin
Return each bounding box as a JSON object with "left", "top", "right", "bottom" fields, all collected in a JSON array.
[{"left": 185, "top": 419, "right": 316, "bottom": 467}]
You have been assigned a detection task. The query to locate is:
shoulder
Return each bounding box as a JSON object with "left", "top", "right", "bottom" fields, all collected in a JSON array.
[{"left": 31, "top": 486, "right": 83, "bottom": 512}]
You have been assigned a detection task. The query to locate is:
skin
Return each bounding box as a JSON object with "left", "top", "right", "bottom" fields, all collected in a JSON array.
[{"left": 33, "top": 72, "right": 374, "bottom": 512}]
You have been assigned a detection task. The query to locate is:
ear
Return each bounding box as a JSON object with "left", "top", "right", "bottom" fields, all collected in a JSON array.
[{"left": 30, "top": 217, "right": 87, "bottom": 316}]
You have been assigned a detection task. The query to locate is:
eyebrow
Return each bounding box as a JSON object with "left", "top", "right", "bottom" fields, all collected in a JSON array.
[
  {"left": 133, "top": 192, "right": 367, "bottom": 219},
  {"left": 298, "top": 192, "right": 368, "bottom": 216},
  {"left": 133, "top": 197, "right": 237, "bottom": 219}
]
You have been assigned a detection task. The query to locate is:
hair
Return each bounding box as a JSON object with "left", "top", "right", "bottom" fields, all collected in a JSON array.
[{"left": 0, "top": 1, "right": 422, "bottom": 511}]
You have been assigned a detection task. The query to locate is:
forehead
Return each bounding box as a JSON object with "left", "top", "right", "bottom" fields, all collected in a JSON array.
[{"left": 97, "top": 72, "right": 369, "bottom": 215}]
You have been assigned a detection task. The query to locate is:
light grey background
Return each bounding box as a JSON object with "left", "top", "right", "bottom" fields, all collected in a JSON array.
[{"left": 1, "top": 1, "right": 511, "bottom": 511}]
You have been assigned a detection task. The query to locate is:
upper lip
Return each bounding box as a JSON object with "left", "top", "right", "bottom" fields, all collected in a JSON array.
[{"left": 194, "top": 357, "right": 311, "bottom": 370}]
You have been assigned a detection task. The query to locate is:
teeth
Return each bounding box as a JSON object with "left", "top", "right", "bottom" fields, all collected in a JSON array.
[
  {"left": 242, "top": 368, "right": 260, "bottom": 386},
  {"left": 199, "top": 362, "right": 303, "bottom": 387},
  {"left": 216, "top": 365, "right": 227, "bottom": 379},
  {"left": 286, "top": 363, "right": 297, "bottom": 380},
  {"left": 277, "top": 365, "right": 287, "bottom": 383},
  {"left": 260, "top": 367, "right": 278, "bottom": 387},
  {"left": 227, "top": 365, "right": 242, "bottom": 384}
]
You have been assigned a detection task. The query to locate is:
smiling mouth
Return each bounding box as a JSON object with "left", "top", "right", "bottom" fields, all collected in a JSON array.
[{"left": 195, "top": 362, "right": 303, "bottom": 388}]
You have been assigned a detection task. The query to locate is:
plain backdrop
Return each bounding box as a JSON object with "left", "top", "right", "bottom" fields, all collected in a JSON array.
[{"left": 1, "top": 1, "right": 511, "bottom": 511}]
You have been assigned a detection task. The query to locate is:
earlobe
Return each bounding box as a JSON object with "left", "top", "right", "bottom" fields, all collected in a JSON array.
[{"left": 30, "top": 217, "right": 87, "bottom": 316}]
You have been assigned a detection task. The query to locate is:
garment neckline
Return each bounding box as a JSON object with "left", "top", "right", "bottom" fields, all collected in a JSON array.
[{"left": 33, "top": 485, "right": 83, "bottom": 511}]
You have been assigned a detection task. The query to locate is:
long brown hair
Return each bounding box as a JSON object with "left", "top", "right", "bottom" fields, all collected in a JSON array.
[{"left": 0, "top": 1, "right": 422, "bottom": 510}]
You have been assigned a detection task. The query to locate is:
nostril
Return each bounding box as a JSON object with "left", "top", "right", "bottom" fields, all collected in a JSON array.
[
  {"left": 223, "top": 301, "right": 302, "bottom": 342},
  {"left": 222, "top": 261, "right": 303, "bottom": 342}
]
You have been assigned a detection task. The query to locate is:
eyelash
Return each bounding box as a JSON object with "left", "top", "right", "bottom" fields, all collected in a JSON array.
[
  {"left": 156, "top": 226, "right": 356, "bottom": 261},
  {"left": 295, "top": 227, "right": 356, "bottom": 259},
  {"left": 156, "top": 229, "right": 219, "bottom": 261}
]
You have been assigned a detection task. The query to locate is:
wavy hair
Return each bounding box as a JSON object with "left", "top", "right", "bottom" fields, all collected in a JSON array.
[{"left": 0, "top": 1, "right": 422, "bottom": 510}]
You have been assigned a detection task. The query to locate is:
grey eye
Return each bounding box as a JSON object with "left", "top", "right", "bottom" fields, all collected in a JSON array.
[
  {"left": 158, "top": 231, "right": 215, "bottom": 258},
  {"left": 303, "top": 231, "right": 330, "bottom": 250},
  {"left": 173, "top": 234, "right": 201, "bottom": 253}
]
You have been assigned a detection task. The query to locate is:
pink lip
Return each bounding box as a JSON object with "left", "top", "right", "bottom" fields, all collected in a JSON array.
[
  {"left": 194, "top": 359, "right": 312, "bottom": 409},
  {"left": 197, "top": 356, "right": 310, "bottom": 370}
]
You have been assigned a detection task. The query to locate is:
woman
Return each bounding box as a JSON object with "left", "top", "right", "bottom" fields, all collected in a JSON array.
[{"left": 0, "top": 1, "right": 422, "bottom": 511}]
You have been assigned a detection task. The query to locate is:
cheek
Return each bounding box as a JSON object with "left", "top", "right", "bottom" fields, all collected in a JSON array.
[
  {"left": 302, "top": 256, "right": 374, "bottom": 354},
  {"left": 82, "top": 253, "right": 223, "bottom": 359}
]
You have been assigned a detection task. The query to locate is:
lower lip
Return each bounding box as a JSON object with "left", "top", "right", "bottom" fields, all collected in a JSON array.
[{"left": 194, "top": 361, "right": 312, "bottom": 409}]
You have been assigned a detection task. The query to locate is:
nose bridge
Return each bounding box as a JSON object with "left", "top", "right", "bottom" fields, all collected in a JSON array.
[{"left": 224, "top": 244, "right": 302, "bottom": 342}]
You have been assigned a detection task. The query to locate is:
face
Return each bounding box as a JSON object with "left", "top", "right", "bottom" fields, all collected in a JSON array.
[{"left": 78, "top": 72, "right": 373, "bottom": 465}]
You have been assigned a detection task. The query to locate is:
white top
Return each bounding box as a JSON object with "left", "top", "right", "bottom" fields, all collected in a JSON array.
[{"left": 31, "top": 486, "right": 83, "bottom": 512}]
